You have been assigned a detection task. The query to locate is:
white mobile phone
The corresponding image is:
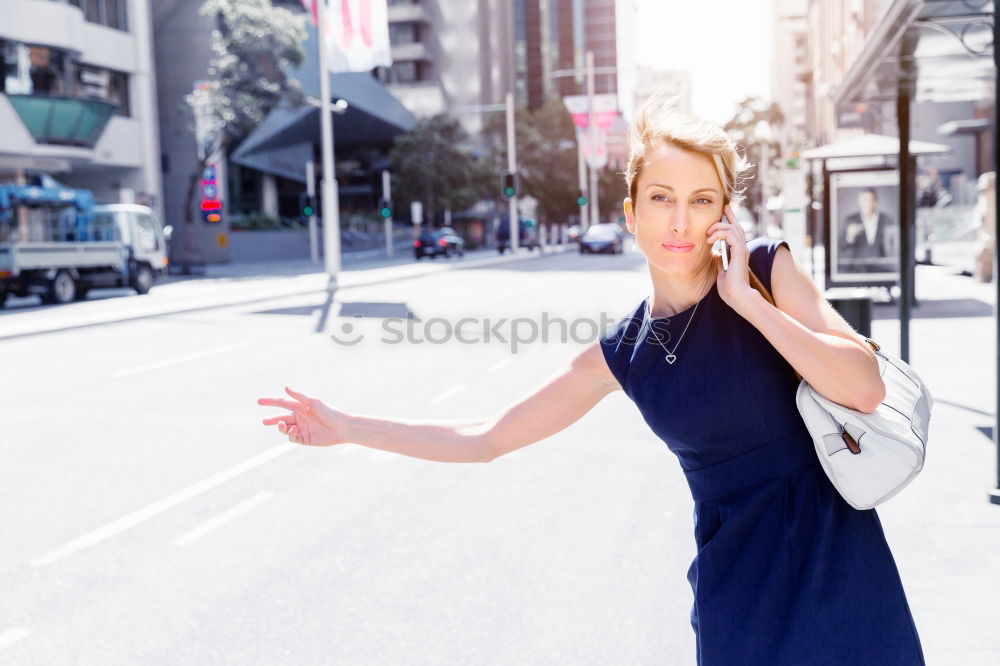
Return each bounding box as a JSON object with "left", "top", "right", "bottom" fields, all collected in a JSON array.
[{"left": 712, "top": 237, "right": 729, "bottom": 271}]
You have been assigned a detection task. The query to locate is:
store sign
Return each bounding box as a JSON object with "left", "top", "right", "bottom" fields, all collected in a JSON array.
[{"left": 77, "top": 66, "right": 110, "bottom": 98}]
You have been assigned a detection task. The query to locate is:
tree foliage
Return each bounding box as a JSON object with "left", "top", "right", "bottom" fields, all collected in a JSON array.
[
  {"left": 482, "top": 98, "right": 581, "bottom": 223},
  {"left": 188, "top": 0, "right": 306, "bottom": 148},
  {"left": 388, "top": 114, "right": 493, "bottom": 226},
  {"left": 179, "top": 0, "right": 305, "bottom": 245}
]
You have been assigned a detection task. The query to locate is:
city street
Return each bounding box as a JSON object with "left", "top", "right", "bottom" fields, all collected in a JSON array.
[{"left": 2, "top": 246, "right": 998, "bottom": 665}]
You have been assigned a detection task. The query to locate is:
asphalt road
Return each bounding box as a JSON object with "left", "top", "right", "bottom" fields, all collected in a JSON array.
[
  {"left": 1, "top": 247, "right": 702, "bottom": 665},
  {"left": 3, "top": 246, "right": 997, "bottom": 665}
]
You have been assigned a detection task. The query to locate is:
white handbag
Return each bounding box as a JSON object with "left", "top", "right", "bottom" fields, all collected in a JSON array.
[
  {"left": 795, "top": 338, "right": 933, "bottom": 510},
  {"left": 747, "top": 270, "right": 933, "bottom": 510}
]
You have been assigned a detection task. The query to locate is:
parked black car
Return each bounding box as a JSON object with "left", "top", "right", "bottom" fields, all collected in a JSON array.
[
  {"left": 579, "top": 223, "right": 625, "bottom": 254},
  {"left": 414, "top": 227, "right": 465, "bottom": 260}
]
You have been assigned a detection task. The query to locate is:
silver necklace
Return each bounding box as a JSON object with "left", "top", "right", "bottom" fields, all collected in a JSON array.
[{"left": 646, "top": 275, "right": 712, "bottom": 365}]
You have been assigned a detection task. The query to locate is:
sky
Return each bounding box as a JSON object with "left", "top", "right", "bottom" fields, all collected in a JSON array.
[{"left": 632, "top": 0, "right": 774, "bottom": 125}]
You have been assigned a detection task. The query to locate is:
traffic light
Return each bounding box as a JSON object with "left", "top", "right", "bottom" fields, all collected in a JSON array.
[
  {"left": 199, "top": 163, "right": 222, "bottom": 223},
  {"left": 500, "top": 171, "right": 518, "bottom": 200},
  {"left": 523, "top": 219, "right": 535, "bottom": 229},
  {"left": 576, "top": 192, "right": 588, "bottom": 207},
  {"left": 299, "top": 192, "right": 316, "bottom": 218},
  {"left": 377, "top": 197, "right": 392, "bottom": 219}
]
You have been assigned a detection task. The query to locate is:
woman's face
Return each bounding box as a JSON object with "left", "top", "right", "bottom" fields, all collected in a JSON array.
[{"left": 624, "top": 142, "right": 726, "bottom": 276}]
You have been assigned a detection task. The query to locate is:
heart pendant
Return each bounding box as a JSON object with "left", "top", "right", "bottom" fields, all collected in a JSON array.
[{"left": 665, "top": 354, "right": 677, "bottom": 364}]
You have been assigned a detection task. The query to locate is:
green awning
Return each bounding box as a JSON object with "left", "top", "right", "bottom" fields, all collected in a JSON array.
[{"left": 6, "top": 95, "right": 116, "bottom": 147}]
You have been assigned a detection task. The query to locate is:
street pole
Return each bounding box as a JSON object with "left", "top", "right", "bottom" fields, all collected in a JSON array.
[
  {"left": 506, "top": 91, "right": 519, "bottom": 252},
  {"left": 382, "top": 169, "right": 393, "bottom": 257},
  {"left": 316, "top": 0, "right": 341, "bottom": 289},
  {"left": 586, "top": 50, "right": 600, "bottom": 227},
  {"left": 577, "top": 128, "right": 589, "bottom": 230},
  {"left": 306, "top": 158, "right": 318, "bottom": 264},
  {"left": 897, "top": 86, "right": 912, "bottom": 364},
  {"left": 990, "top": 18, "right": 999, "bottom": 506}
]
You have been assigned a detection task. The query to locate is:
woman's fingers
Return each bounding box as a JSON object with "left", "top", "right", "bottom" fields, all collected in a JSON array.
[
  {"left": 262, "top": 414, "right": 296, "bottom": 426},
  {"left": 258, "top": 388, "right": 324, "bottom": 445},
  {"left": 257, "top": 397, "right": 301, "bottom": 411}
]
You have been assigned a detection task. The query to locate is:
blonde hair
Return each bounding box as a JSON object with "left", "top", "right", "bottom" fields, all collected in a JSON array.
[{"left": 625, "top": 93, "right": 750, "bottom": 207}]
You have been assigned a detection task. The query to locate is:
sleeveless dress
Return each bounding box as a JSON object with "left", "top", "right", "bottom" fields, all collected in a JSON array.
[{"left": 599, "top": 237, "right": 925, "bottom": 665}]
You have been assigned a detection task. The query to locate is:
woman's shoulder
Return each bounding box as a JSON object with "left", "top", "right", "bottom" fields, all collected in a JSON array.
[
  {"left": 746, "top": 235, "right": 791, "bottom": 292},
  {"left": 597, "top": 300, "right": 646, "bottom": 389},
  {"left": 599, "top": 300, "right": 646, "bottom": 347},
  {"left": 746, "top": 235, "right": 790, "bottom": 257}
]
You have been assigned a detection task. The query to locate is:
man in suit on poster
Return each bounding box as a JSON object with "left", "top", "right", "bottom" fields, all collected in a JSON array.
[{"left": 838, "top": 188, "right": 898, "bottom": 274}]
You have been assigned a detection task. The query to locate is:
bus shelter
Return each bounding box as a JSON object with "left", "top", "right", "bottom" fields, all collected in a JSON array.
[{"left": 829, "top": 0, "right": 997, "bottom": 503}]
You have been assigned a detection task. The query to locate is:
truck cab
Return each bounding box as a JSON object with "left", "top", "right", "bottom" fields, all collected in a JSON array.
[{"left": 92, "top": 203, "right": 171, "bottom": 293}]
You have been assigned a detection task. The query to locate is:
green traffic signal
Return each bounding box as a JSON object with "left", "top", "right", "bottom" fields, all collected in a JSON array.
[
  {"left": 377, "top": 197, "right": 392, "bottom": 219},
  {"left": 299, "top": 192, "right": 316, "bottom": 218},
  {"left": 576, "top": 195, "right": 588, "bottom": 206},
  {"left": 500, "top": 172, "right": 518, "bottom": 200}
]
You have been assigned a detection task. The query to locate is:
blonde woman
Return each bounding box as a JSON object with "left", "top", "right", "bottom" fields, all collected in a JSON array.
[{"left": 258, "top": 97, "right": 924, "bottom": 665}]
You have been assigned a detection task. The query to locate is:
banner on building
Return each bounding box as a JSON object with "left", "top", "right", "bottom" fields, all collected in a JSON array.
[
  {"left": 563, "top": 94, "right": 618, "bottom": 131},
  {"left": 301, "top": 0, "right": 392, "bottom": 73},
  {"left": 577, "top": 127, "right": 608, "bottom": 169}
]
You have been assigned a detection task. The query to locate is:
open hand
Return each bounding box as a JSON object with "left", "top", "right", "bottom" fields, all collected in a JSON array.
[{"left": 257, "top": 386, "right": 350, "bottom": 447}]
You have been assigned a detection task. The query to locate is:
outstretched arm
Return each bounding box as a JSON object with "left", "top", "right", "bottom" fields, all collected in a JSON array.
[{"left": 257, "top": 342, "right": 621, "bottom": 463}]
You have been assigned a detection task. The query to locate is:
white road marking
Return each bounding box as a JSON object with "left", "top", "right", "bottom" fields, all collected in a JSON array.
[
  {"left": 171, "top": 491, "right": 274, "bottom": 547},
  {"left": 30, "top": 443, "right": 295, "bottom": 567},
  {"left": 429, "top": 383, "right": 466, "bottom": 405},
  {"left": 487, "top": 357, "right": 513, "bottom": 373},
  {"left": 0, "top": 628, "right": 30, "bottom": 651},
  {"left": 111, "top": 341, "right": 253, "bottom": 378}
]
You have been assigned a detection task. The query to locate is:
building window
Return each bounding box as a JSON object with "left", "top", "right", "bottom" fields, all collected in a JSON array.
[
  {"left": 76, "top": 64, "right": 130, "bottom": 116},
  {"left": 389, "top": 22, "right": 420, "bottom": 44},
  {"left": 375, "top": 61, "right": 426, "bottom": 84},
  {"left": 68, "top": 0, "right": 128, "bottom": 31},
  {"left": 0, "top": 43, "right": 72, "bottom": 95},
  {"left": 1, "top": 42, "right": 29, "bottom": 94},
  {"left": 391, "top": 61, "right": 418, "bottom": 83}
]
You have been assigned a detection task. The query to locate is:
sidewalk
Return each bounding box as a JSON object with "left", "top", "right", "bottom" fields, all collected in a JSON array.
[
  {"left": 160, "top": 242, "right": 575, "bottom": 285},
  {"left": 0, "top": 243, "right": 576, "bottom": 339},
  {"left": 865, "top": 263, "right": 1000, "bottom": 664}
]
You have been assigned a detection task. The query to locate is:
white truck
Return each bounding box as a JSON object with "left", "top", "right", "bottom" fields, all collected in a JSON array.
[{"left": 0, "top": 200, "right": 171, "bottom": 307}]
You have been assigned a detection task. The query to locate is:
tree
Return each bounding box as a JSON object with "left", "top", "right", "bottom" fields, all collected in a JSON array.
[
  {"left": 180, "top": 0, "right": 305, "bottom": 269},
  {"left": 597, "top": 164, "right": 627, "bottom": 223},
  {"left": 723, "top": 96, "right": 785, "bottom": 229},
  {"left": 388, "top": 114, "right": 492, "bottom": 226},
  {"left": 482, "top": 98, "right": 579, "bottom": 224}
]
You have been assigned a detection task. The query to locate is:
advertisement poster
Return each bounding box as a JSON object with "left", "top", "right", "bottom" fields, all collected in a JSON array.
[{"left": 828, "top": 169, "right": 900, "bottom": 286}]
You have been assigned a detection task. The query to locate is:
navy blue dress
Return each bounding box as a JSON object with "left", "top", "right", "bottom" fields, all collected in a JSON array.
[{"left": 599, "top": 237, "right": 924, "bottom": 665}]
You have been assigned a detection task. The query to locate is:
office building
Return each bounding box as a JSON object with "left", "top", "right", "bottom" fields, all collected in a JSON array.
[{"left": 0, "top": 0, "right": 163, "bottom": 219}]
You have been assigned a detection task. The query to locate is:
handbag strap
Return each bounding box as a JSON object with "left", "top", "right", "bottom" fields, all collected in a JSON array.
[{"left": 746, "top": 268, "right": 880, "bottom": 384}]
